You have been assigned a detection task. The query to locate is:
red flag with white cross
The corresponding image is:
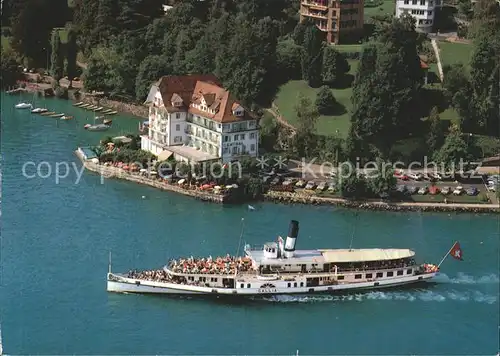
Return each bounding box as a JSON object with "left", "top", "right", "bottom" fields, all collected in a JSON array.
[{"left": 450, "top": 242, "right": 463, "bottom": 261}]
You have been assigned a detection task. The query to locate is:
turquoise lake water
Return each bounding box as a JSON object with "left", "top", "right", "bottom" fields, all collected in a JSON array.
[{"left": 1, "top": 93, "right": 499, "bottom": 354}]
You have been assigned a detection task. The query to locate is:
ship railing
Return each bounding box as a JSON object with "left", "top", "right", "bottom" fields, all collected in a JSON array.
[{"left": 244, "top": 244, "right": 263, "bottom": 252}]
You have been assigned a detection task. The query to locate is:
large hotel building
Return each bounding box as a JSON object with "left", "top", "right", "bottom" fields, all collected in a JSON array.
[{"left": 299, "top": 0, "right": 364, "bottom": 44}]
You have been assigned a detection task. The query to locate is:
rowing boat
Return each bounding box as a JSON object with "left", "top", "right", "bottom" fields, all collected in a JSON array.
[{"left": 40, "top": 111, "right": 56, "bottom": 116}]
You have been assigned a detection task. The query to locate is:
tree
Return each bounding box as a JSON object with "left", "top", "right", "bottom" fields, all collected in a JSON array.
[
  {"left": 315, "top": 86, "right": 337, "bottom": 115},
  {"left": 50, "top": 31, "right": 64, "bottom": 81},
  {"left": 443, "top": 64, "right": 469, "bottom": 96},
  {"left": 433, "top": 125, "right": 469, "bottom": 172},
  {"left": 322, "top": 46, "right": 350, "bottom": 85},
  {"left": 276, "top": 40, "right": 303, "bottom": 81},
  {"left": 426, "top": 106, "right": 445, "bottom": 155},
  {"left": 10, "top": 0, "right": 69, "bottom": 65},
  {"left": 135, "top": 55, "right": 171, "bottom": 101},
  {"left": 288, "top": 93, "right": 319, "bottom": 158},
  {"left": 292, "top": 19, "right": 308, "bottom": 46},
  {"left": 301, "top": 23, "right": 324, "bottom": 87},
  {"left": 337, "top": 162, "right": 367, "bottom": 199},
  {"left": 66, "top": 28, "right": 78, "bottom": 88},
  {"left": 469, "top": 33, "right": 500, "bottom": 133},
  {"left": 366, "top": 158, "right": 396, "bottom": 197},
  {"left": 0, "top": 49, "right": 21, "bottom": 88},
  {"left": 350, "top": 15, "right": 422, "bottom": 157}
]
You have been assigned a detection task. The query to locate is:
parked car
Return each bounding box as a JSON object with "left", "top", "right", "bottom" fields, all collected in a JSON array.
[
  {"left": 407, "top": 186, "right": 418, "bottom": 195},
  {"left": 488, "top": 184, "right": 497, "bottom": 192},
  {"left": 305, "top": 181, "right": 316, "bottom": 190},
  {"left": 316, "top": 182, "right": 328, "bottom": 191},
  {"left": 282, "top": 178, "right": 297, "bottom": 186},
  {"left": 418, "top": 186, "right": 428, "bottom": 195},
  {"left": 466, "top": 187, "right": 479, "bottom": 196},
  {"left": 270, "top": 177, "right": 280, "bottom": 185},
  {"left": 396, "top": 185, "right": 407, "bottom": 194},
  {"left": 394, "top": 170, "right": 409, "bottom": 180},
  {"left": 327, "top": 171, "right": 337, "bottom": 179},
  {"left": 262, "top": 176, "right": 272, "bottom": 184},
  {"left": 429, "top": 185, "right": 440, "bottom": 195},
  {"left": 295, "top": 179, "right": 306, "bottom": 188},
  {"left": 408, "top": 173, "right": 423, "bottom": 181},
  {"left": 453, "top": 186, "right": 464, "bottom": 195},
  {"left": 441, "top": 186, "right": 451, "bottom": 195},
  {"left": 425, "top": 172, "right": 442, "bottom": 181}
]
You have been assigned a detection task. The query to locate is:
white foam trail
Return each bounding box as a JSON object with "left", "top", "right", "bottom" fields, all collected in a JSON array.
[
  {"left": 435, "top": 273, "right": 499, "bottom": 285},
  {"left": 254, "top": 290, "right": 497, "bottom": 304}
]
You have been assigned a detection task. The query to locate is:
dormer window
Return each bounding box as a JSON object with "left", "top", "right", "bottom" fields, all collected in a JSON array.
[
  {"left": 232, "top": 103, "right": 244, "bottom": 117},
  {"left": 171, "top": 93, "right": 183, "bottom": 108}
]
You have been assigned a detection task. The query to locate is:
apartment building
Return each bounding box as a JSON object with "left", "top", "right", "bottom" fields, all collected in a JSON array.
[
  {"left": 396, "top": 0, "right": 442, "bottom": 32},
  {"left": 299, "top": 0, "right": 364, "bottom": 44},
  {"left": 141, "top": 75, "right": 259, "bottom": 164}
]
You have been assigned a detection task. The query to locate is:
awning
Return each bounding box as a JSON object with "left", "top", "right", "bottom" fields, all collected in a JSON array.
[
  {"left": 475, "top": 166, "right": 500, "bottom": 175},
  {"left": 157, "top": 150, "right": 173, "bottom": 162}
]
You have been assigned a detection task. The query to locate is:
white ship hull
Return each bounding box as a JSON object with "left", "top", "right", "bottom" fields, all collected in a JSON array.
[{"left": 107, "top": 272, "right": 437, "bottom": 296}]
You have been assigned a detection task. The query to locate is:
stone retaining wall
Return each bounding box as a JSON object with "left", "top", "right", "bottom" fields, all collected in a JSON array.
[
  {"left": 264, "top": 191, "right": 500, "bottom": 214},
  {"left": 75, "top": 150, "right": 226, "bottom": 203}
]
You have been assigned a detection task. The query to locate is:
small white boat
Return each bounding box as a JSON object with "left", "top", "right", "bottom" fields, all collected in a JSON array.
[
  {"left": 61, "top": 115, "right": 73, "bottom": 120},
  {"left": 84, "top": 123, "right": 110, "bottom": 131},
  {"left": 15, "top": 102, "right": 32, "bottom": 109},
  {"left": 31, "top": 108, "right": 48, "bottom": 113}
]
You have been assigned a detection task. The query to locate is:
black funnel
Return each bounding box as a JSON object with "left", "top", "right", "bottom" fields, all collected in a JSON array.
[{"left": 288, "top": 220, "right": 299, "bottom": 238}]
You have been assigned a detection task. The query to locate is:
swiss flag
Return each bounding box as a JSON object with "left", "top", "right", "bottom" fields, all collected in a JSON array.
[{"left": 450, "top": 242, "right": 463, "bottom": 261}]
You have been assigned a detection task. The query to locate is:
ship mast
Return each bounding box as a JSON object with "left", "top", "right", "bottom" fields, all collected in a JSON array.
[{"left": 234, "top": 218, "right": 245, "bottom": 278}]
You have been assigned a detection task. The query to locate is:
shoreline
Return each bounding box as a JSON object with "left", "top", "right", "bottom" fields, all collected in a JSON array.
[
  {"left": 75, "top": 150, "right": 227, "bottom": 204},
  {"left": 264, "top": 191, "right": 499, "bottom": 214},
  {"left": 76, "top": 148, "right": 499, "bottom": 214}
]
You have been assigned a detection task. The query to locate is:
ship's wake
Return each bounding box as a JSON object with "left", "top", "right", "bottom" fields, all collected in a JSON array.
[
  {"left": 252, "top": 273, "right": 499, "bottom": 304},
  {"left": 255, "top": 289, "right": 497, "bottom": 304},
  {"left": 435, "top": 272, "right": 499, "bottom": 285}
]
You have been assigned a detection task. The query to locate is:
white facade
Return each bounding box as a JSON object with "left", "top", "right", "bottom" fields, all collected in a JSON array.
[
  {"left": 396, "top": 0, "right": 441, "bottom": 32},
  {"left": 141, "top": 84, "right": 259, "bottom": 164}
]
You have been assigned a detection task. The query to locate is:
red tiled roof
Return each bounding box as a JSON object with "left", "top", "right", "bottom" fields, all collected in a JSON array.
[
  {"left": 153, "top": 75, "right": 254, "bottom": 123},
  {"left": 156, "top": 74, "right": 221, "bottom": 107},
  {"left": 420, "top": 59, "right": 429, "bottom": 69}
]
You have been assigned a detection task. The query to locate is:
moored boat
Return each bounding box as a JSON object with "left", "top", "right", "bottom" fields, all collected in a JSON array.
[
  {"left": 50, "top": 113, "right": 64, "bottom": 118},
  {"left": 73, "top": 101, "right": 84, "bottom": 106},
  {"left": 61, "top": 115, "right": 73, "bottom": 120},
  {"left": 40, "top": 111, "right": 56, "bottom": 116},
  {"left": 31, "top": 108, "right": 48, "bottom": 113},
  {"left": 15, "top": 102, "right": 32, "bottom": 109},
  {"left": 84, "top": 123, "right": 111, "bottom": 131},
  {"left": 107, "top": 220, "right": 451, "bottom": 297}
]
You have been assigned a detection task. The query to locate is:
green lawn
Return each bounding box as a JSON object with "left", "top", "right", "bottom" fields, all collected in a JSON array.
[
  {"left": 334, "top": 44, "right": 362, "bottom": 53},
  {"left": 273, "top": 59, "right": 359, "bottom": 137},
  {"left": 1, "top": 35, "right": 11, "bottom": 51},
  {"left": 54, "top": 28, "right": 69, "bottom": 43},
  {"left": 439, "top": 41, "right": 473, "bottom": 67},
  {"left": 364, "top": 0, "right": 395, "bottom": 19}
]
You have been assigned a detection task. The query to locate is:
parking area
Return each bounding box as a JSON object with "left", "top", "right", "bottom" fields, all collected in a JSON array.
[{"left": 259, "top": 168, "right": 498, "bottom": 204}]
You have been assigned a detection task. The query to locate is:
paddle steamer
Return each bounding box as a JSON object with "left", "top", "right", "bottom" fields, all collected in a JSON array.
[{"left": 107, "top": 220, "right": 440, "bottom": 296}]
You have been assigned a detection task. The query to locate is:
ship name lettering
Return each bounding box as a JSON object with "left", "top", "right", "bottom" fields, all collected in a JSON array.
[{"left": 258, "top": 288, "right": 277, "bottom": 293}]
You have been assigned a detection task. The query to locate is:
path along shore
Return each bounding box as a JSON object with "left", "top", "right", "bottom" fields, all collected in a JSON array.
[
  {"left": 76, "top": 150, "right": 499, "bottom": 213},
  {"left": 264, "top": 191, "right": 499, "bottom": 214}
]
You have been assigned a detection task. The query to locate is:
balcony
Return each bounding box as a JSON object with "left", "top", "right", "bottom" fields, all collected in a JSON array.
[
  {"left": 302, "top": 0, "right": 329, "bottom": 10},
  {"left": 301, "top": 11, "right": 328, "bottom": 19}
]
